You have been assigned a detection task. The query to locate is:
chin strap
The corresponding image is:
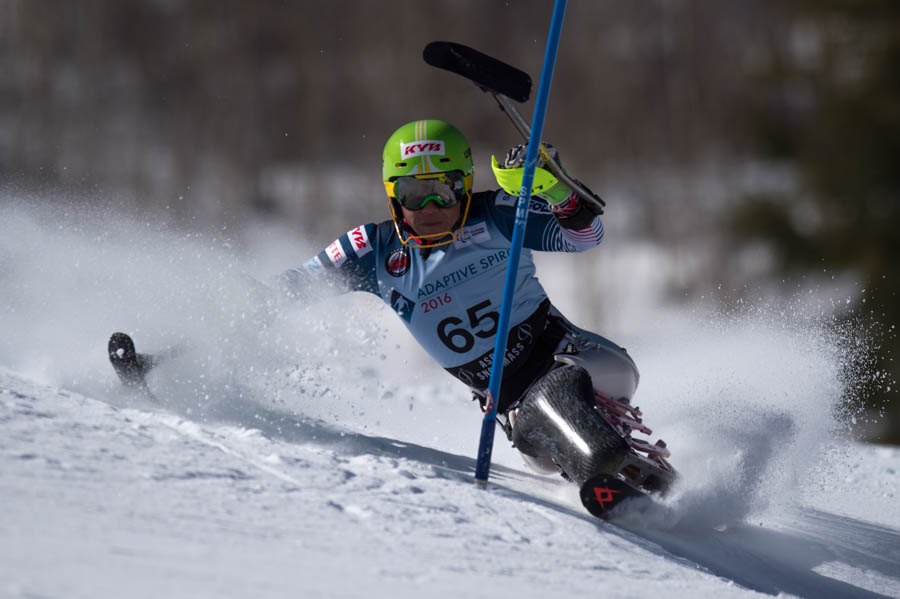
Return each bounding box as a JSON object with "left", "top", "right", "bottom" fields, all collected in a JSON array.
[{"left": 388, "top": 195, "right": 472, "bottom": 249}]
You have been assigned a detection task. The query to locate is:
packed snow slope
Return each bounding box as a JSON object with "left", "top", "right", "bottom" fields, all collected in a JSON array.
[{"left": 2, "top": 201, "right": 899, "bottom": 599}]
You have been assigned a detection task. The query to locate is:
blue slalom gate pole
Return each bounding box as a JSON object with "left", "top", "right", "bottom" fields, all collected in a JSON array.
[{"left": 475, "top": 0, "right": 568, "bottom": 485}]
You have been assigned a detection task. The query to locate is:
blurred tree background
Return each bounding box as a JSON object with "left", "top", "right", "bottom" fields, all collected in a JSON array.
[{"left": 1, "top": 0, "right": 897, "bottom": 441}]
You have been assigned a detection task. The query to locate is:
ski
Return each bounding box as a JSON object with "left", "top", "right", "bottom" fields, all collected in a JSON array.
[
  {"left": 579, "top": 473, "right": 650, "bottom": 519},
  {"left": 511, "top": 363, "right": 676, "bottom": 518},
  {"left": 423, "top": 41, "right": 533, "bottom": 102}
]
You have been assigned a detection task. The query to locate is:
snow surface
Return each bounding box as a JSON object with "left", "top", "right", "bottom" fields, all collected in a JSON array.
[{"left": 1, "top": 201, "right": 899, "bottom": 598}]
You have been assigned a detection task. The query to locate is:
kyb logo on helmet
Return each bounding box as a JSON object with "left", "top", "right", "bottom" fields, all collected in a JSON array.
[{"left": 400, "top": 140, "right": 445, "bottom": 158}]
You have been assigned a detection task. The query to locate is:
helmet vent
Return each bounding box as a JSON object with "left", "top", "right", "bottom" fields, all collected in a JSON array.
[
  {"left": 395, "top": 162, "right": 407, "bottom": 167},
  {"left": 439, "top": 157, "right": 452, "bottom": 163}
]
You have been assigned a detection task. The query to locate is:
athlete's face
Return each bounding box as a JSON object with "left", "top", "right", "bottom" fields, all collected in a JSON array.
[{"left": 401, "top": 200, "right": 461, "bottom": 238}]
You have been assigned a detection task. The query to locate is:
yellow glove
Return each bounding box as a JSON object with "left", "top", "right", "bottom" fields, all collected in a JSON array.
[{"left": 491, "top": 144, "right": 573, "bottom": 205}]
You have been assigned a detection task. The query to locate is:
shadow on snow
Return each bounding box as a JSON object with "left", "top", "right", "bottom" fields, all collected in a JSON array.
[{"left": 123, "top": 382, "right": 900, "bottom": 599}]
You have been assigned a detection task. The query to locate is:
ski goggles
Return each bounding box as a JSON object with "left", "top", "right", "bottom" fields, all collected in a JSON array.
[{"left": 387, "top": 171, "right": 467, "bottom": 211}]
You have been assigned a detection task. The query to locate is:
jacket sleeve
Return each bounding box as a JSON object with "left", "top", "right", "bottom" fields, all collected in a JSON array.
[
  {"left": 271, "top": 223, "right": 380, "bottom": 302},
  {"left": 486, "top": 190, "right": 604, "bottom": 253}
]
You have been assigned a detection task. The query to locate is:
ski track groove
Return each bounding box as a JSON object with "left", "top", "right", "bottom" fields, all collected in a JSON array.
[{"left": 155, "top": 416, "right": 306, "bottom": 489}]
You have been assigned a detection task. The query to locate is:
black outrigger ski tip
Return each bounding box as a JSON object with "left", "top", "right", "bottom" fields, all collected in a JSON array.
[
  {"left": 108, "top": 332, "right": 149, "bottom": 388},
  {"left": 423, "top": 41, "right": 532, "bottom": 103}
]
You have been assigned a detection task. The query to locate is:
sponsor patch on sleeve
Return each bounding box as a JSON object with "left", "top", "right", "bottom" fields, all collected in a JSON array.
[
  {"left": 528, "top": 199, "right": 553, "bottom": 214},
  {"left": 494, "top": 191, "right": 552, "bottom": 213},
  {"left": 325, "top": 239, "right": 347, "bottom": 267},
  {"left": 346, "top": 225, "right": 372, "bottom": 258}
]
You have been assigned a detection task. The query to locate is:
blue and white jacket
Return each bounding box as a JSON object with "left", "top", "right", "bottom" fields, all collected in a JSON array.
[{"left": 276, "top": 190, "right": 603, "bottom": 393}]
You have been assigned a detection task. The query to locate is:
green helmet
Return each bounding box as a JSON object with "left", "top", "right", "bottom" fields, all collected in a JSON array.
[
  {"left": 382, "top": 119, "right": 474, "bottom": 183},
  {"left": 382, "top": 120, "right": 475, "bottom": 249}
]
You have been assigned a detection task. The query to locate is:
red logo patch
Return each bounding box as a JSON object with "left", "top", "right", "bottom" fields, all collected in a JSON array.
[
  {"left": 402, "top": 142, "right": 443, "bottom": 156},
  {"left": 400, "top": 140, "right": 445, "bottom": 158},
  {"left": 385, "top": 247, "right": 410, "bottom": 277},
  {"left": 593, "top": 486, "right": 621, "bottom": 510}
]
